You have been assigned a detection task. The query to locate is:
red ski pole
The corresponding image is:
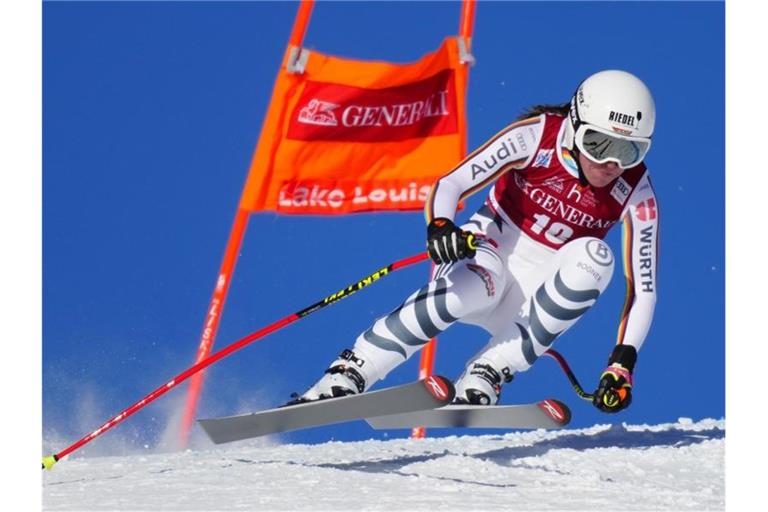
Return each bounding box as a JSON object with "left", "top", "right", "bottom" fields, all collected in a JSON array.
[{"left": 43, "top": 252, "right": 429, "bottom": 470}]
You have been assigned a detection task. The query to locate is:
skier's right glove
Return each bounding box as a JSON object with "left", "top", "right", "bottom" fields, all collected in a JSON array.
[{"left": 427, "top": 217, "right": 477, "bottom": 264}]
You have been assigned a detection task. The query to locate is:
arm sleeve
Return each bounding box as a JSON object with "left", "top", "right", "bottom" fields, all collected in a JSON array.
[
  {"left": 425, "top": 116, "right": 544, "bottom": 222},
  {"left": 615, "top": 173, "right": 659, "bottom": 351}
]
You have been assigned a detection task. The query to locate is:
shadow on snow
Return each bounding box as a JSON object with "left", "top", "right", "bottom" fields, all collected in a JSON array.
[{"left": 231, "top": 423, "right": 723, "bottom": 487}]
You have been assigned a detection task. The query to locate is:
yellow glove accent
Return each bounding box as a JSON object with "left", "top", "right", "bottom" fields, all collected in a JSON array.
[
  {"left": 465, "top": 233, "right": 477, "bottom": 250},
  {"left": 603, "top": 392, "right": 621, "bottom": 408}
]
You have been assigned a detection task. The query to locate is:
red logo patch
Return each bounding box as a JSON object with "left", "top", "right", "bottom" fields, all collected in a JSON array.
[
  {"left": 424, "top": 376, "right": 449, "bottom": 400},
  {"left": 288, "top": 69, "right": 458, "bottom": 142},
  {"left": 538, "top": 399, "right": 566, "bottom": 423}
]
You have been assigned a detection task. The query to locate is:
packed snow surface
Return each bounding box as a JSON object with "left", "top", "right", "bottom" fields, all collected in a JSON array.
[{"left": 43, "top": 418, "right": 724, "bottom": 511}]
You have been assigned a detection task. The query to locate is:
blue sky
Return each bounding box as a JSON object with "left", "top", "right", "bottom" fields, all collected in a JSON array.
[{"left": 42, "top": 1, "right": 724, "bottom": 451}]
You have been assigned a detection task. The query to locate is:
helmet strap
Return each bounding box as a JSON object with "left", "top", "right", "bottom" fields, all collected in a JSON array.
[
  {"left": 573, "top": 148, "right": 588, "bottom": 186},
  {"left": 568, "top": 92, "right": 589, "bottom": 187}
]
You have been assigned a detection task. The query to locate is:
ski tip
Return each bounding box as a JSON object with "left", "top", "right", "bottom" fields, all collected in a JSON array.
[
  {"left": 42, "top": 454, "right": 58, "bottom": 471},
  {"left": 537, "top": 399, "right": 572, "bottom": 427},
  {"left": 422, "top": 375, "right": 455, "bottom": 404}
]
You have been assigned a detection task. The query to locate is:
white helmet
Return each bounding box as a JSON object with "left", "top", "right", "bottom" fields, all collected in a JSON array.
[{"left": 569, "top": 70, "right": 656, "bottom": 169}]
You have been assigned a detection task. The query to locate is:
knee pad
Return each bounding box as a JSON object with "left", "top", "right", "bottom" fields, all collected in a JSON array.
[{"left": 556, "top": 237, "right": 615, "bottom": 296}]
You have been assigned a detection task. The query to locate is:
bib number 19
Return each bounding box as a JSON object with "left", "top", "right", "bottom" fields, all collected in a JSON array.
[{"left": 530, "top": 213, "right": 574, "bottom": 245}]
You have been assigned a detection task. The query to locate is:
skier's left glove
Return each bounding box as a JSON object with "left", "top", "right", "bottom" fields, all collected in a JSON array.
[{"left": 593, "top": 345, "right": 637, "bottom": 414}]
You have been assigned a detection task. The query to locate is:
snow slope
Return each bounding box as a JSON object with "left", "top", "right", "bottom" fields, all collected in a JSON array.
[{"left": 43, "top": 418, "right": 724, "bottom": 511}]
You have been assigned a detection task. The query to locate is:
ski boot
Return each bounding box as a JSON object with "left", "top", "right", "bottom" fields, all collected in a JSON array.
[
  {"left": 286, "top": 349, "right": 368, "bottom": 406},
  {"left": 453, "top": 358, "right": 514, "bottom": 405}
]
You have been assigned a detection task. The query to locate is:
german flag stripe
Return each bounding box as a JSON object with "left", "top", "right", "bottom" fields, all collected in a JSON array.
[
  {"left": 425, "top": 116, "right": 541, "bottom": 222},
  {"left": 615, "top": 214, "right": 635, "bottom": 345}
]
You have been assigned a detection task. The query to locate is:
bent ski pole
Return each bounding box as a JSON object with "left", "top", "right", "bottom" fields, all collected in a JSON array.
[
  {"left": 42, "top": 252, "right": 430, "bottom": 470},
  {"left": 543, "top": 349, "right": 595, "bottom": 401}
]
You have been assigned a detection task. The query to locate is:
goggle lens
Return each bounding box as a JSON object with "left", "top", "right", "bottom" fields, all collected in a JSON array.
[{"left": 578, "top": 127, "right": 650, "bottom": 169}]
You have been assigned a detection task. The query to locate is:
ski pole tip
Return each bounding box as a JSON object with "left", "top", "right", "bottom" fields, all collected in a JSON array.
[{"left": 42, "top": 455, "right": 58, "bottom": 470}]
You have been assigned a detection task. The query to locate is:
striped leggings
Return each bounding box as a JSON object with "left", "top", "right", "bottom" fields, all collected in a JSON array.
[{"left": 348, "top": 205, "right": 615, "bottom": 387}]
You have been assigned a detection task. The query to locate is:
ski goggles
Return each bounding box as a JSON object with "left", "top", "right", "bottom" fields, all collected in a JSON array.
[{"left": 574, "top": 124, "right": 652, "bottom": 169}]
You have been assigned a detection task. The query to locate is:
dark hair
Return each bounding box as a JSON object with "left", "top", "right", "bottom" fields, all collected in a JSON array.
[{"left": 515, "top": 102, "right": 570, "bottom": 122}]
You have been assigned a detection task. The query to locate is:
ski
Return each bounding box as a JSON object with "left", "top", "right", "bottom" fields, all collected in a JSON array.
[
  {"left": 198, "top": 375, "right": 455, "bottom": 444},
  {"left": 365, "top": 399, "right": 571, "bottom": 430}
]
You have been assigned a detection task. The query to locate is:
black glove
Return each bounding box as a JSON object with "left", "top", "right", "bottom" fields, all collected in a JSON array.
[
  {"left": 427, "top": 217, "right": 477, "bottom": 264},
  {"left": 593, "top": 345, "right": 637, "bottom": 414}
]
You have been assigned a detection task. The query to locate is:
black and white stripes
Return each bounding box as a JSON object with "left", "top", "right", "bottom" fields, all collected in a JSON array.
[
  {"left": 518, "top": 270, "right": 601, "bottom": 365},
  {"left": 360, "top": 278, "right": 458, "bottom": 361}
]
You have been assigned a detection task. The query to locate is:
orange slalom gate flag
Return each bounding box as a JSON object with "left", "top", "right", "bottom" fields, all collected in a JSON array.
[{"left": 240, "top": 37, "right": 468, "bottom": 215}]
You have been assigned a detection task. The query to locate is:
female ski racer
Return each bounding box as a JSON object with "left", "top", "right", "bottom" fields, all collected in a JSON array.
[{"left": 293, "top": 69, "right": 659, "bottom": 414}]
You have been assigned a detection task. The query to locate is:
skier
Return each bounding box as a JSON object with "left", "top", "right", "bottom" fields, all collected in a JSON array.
[{"left": 293, "top": 69, "right": 659, "bottom": 414}]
